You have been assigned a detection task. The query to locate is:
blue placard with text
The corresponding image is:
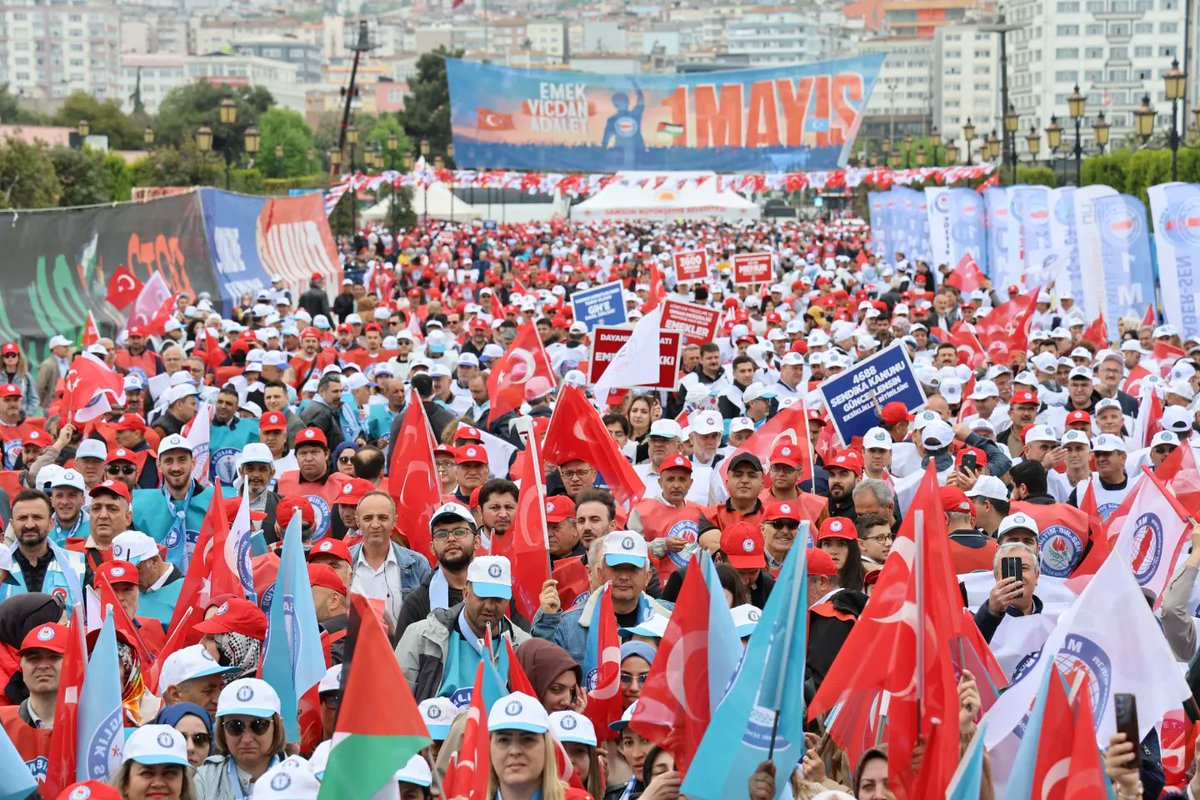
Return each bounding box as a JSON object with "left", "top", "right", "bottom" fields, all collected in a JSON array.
[
  {"left": 570, "top": 280, "right": 627, "bottom": 331},
  {"left": 818, "top": 343, "right": 926, "bottom": 444}
]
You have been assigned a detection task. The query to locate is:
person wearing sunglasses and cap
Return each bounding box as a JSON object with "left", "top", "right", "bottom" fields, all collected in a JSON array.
[
  {"left": 111, "top": 723, "right": 197, "bottom": 800},
  {"left": 193, "top": 678, "right": 287, "bottom": 800}
]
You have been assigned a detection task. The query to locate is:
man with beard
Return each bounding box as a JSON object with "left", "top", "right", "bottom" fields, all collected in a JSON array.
[
  {"left": 237, "top": 444, "right": 279, "bottom": 535},
  {"left": 114, "top": 325, "right": 165, "bottom": 376},
  {"left": 47, "top": 468, "right": 88, "bottom": 546},
  {"left": 700, "top": 453, "right": 766, "bottom": 532},
  {"left": 477, "top": 479, "right": 517, "bottom": 552},
  {"left": 1, "top": 489, "right": 84, "bottom": 602},
  {"left": 132, "top": 435, "right": 222, "bottom": 572},
  {"left": 209, "top": 386, "right": 259, "bottom": 484},
  {"left": 825, "top": 450, "right": 861, "bottom": 520},
  {"left": 394, "top": 502, "right": 479, "bottom": 640}
]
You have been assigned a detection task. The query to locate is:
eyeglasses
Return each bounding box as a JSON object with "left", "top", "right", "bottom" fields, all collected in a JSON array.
[
  {"left": 337, "top": 456, "right": 354, "bottom": 464},
  {"left": 432, "top": 526, "right": 475, "bottom": 541},
  {"left": 321, "top": 694, "right": 341, "bottom": 709},
  {"left": 862, "top": 533, "right": 894, "bottom": 543},
  {"left": 186, "top": 732, "right": 212, "bottom": 748},
  {"left": 2, "top": 353, "right": 17, "bottom": 359},
  {"left": 766, "top": 520, "right": 799, "bottom": 531},
  {"left": 620, "top": 671, "right": 650, "bottom": 686},
  {"left": 221, "top": 718, "right": 272, "bottom": 737},
  {"left": 1154, "top": 445, "right": 1178, "bottom": 455},
  {"left": 106, "top": 465, "right": 136, "bottom": 476},
  {"left": 560, "top": 469, "right": 592, "bottom": 480}
]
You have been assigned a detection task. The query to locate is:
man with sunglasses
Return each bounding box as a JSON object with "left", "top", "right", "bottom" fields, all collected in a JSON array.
[
  {"left": 111, "top": 415, "right": 159, "bottom": 488},
  {"left": 104, "top": 447, "right": 147, "bottom": 493},
  {"left": 395, "top": 502, "right": 479, "bottom": 641},
  {"left": 761, "top": 499, "right": 804, "bottom": 577}
]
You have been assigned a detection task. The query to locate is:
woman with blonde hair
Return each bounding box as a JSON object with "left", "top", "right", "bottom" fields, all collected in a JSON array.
[
  {"left": 486, "top": 691, "right": 565, "bottom": 800},
  {"left": 111, "top": 723, "right": 197, "bottom": 800},
  {"left": 193, "top": 678, "right": 288, "bottom": 800}
]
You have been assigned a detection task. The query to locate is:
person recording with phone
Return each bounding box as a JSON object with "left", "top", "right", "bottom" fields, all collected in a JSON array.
[
  {"left": 1104, "top": 691, "right": 1167, "bottom": 800},
  {"left": 973, "top": 541, "right": 1042, "bottom": 643}
]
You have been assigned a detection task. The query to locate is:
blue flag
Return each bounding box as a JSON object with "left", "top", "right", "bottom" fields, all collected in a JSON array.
[
  {"left": 261, "top": 514, "right": 327, "bottom": 741},
  {"left": 697, "top": 552, "right": 743, "bottom": 710},
  {"left": 0, "top": 722, "right": 36, "bottom": 800},
  {"left": 946, "top": 724, "right": 987, "bottom": 800},
  {"left": 680, "top": 531, "right": 810, "bottom": 800},
  {"left": 76, "top": 612, "right": 123, "bottom": 782},
  {"left": 340, "top": 390, "right": 363, "bottom": 444}
]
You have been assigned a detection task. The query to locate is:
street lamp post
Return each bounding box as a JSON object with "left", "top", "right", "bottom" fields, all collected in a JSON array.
[
  {"left": 143, "top": 127, "right": 154, "bottom": 149},
  {"left": 387, "top": 132, "right": 400, "bottom": 235},
  {"left": 1045, "top": 116, "right": 1062, "bottom": 179},
  {"left": 1004, "top": 104, "right": 1019, "bottom": 183},
  {"left": 76, "top": 118, "right": 89, "bottom": 150},
  {"left": 1068, "top": 84, "right": 1086, "bottom": 186},
  {"left": 1165, "top": 58, "right": 1187, "bottom": 181},
  {"left": 945, "top": 139, "right": 959, "bottom": 165},
  {"left": 419, "top": 139, "right": 430, "bottom": 223},
  {"left": 1026, "top": 126, "right": 1041, "bottom": 164},
  {"left": 1135, "top": 94, "right": 1157, "bottom": 145},
  {"left": 963, "top": 118, "right": 976, "bottom": 165},
  {"left": 1092, "top": 112, "right": 1110, "bottom": 155}
]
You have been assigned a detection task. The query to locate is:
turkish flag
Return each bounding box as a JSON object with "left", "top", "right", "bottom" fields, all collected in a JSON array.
[
  {"left": 196, "top": 327, "right": 226, "bottom": 371},
  {"left": 387, "top": 389, "right": 442, "bottom": 561},
  {"left": 127, "top": 271, "right": 175, "bottom": 336},
  {"left": 44, "top": 610, "right": 85, "bottom": 798},
  {"left": 644, "top": 259, "right": 665, "bottom": 311},
  {"left": 1156, "top": 339, "right": 1187, "bottom": 374},
  {"left": 975, "top": 288, "right": 1038, "bottom": 353},
  {"left": 583, "top": 587, "right": 624, "bottom": 741},
  {"left": 543, "top": 386, "right": 645, "bottom": 506},
  {"left": 1121, "top": 363, "right": 1150, "bottom": 397},
  {"left": 81, "top": 310, "right": 100, "bottom": 347},
  {"left": 1143, "top": 303, "right": 1157, "bottom": 328},
  {"left": 492, "top": 435, "right": 550, "bottom": 622},
  {"left": 1156, "top": 436, "right": 1200, "bottom": 516},
  {"left": 63, "top": 352, "right": 126, "bottom": 424},
  {"left": 550, "top": 555, "right": 590, "bottom": 609},
  {"left": 477, "top": 108, "right": 516, "bottom": 131},
  {"left": 1080, "top": 314, "right": 1108, "bottom": 350},
  {"left": 718, "top": 400, "right": 816, "bottom": 488},
  {"left": 443, "top": 662, "right": 490, "bottom": 799},
  {"left": 106, "top": 264, "right": 144, "bottom": 310},
  {"left": 1031, "top": 666, "right": 1075, "bottom": 800},
  {"left": 486, "top": 321, "right": 555, "bottom": 421},
  {"left": 1161, "top": 709, "right": 1200, "bottom": 792},
  {"left": 944, "top": 253, "right": 985, "bottom": 293}
]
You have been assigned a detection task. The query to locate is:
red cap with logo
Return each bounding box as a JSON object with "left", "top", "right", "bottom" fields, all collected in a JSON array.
[
  {"left": 222, "top": 497, "right": 266, "bottom": 522},
  {"left": 954, "top": 446, "right": 988, "bottom": 470},
  {"left": 192, "top": 598, "right": 268, "bottom": 639},
  {"left": 456, "top": 426, "right": 484, "bottom": 443},
  {"left": 0, "top": 383, "right": 22, "bottom": 398},
  {"left": 434, "top": 443, "right": 456, "bottom": 458},
  {"left": 89, "top": 479, "right": 131, "bottom": 503},
  {"left": 295, "top": 427, "right": 328, "bottom": 448},
  {"left": 806, "top": 549, "right": 839, "bottom": 577},
  {"left": 879, "top": 401, "right": 914, "bottom": 426},
  {"left": 544, "top": 495, "right": 575, "bottom": 523},
  {"left": 23, "top": 429, "right": 49, "bottom": 447},
  {"left": 1065, "top": 409, "right": 1092, "bottom": 425},
  {"left": 334, "top": 477, "right": 375, "bottom": 506},
  {"left": 0, "top": 342, "right": 18, "bottom": 356},
  {"left": 300, "top": 327, "right": 321, "bottom": 341},
  {"left": 1011, "top": 390, "right": 1039, "bottom": 406},
  {"left": 19, "top": 622, "right": 70, "bottom": 655},
  {"left": 307, "top": 563, "right": 348, "bottom": 596},
  {"left": 114, "top": 414, "right": 147, "bottom": 432},
  {"left": 817, "top": 516, "right": 856, "bottom": 542},
  {"left": 769, "top": 442, "right": 803, "bottom": 469},
  {"left": 260, "top": 411, "right": 288, "bottom": 432},
  {"left": 827, "top": 449, "right": 863, "bottom": 476},
  {"left": 57, "top": 781, "right": 122, "bottom": 800},
  {"left": 660, "top": 453, "right": 692, "bottom": 473},
  {"left": 307, "top": 537, "right": 352, "bottom": 565},
  {"left": 720, "top": 521, "right": 766, "bottom": 570},
  {"left": 95, "top": 559, "right": 139, "bottom": 586},
  {"left": 939, "top": 485, "right": 974, "bottom": 516},
  {"left": 763, "top": 499, "right": 802, "bottom": 523},
  {"left": 276, "top": 496, "right": 315, "bottom": 530},
  {"left": 455, "top": 445, "right": 487, "bottom": 465}
]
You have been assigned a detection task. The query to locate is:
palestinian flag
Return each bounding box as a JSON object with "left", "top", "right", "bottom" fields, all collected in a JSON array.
[
  {"left": 80, "top": 310, "right": 100, "bottom": 347},
  {"left": 657, "top": 121, "right": 684, "bottom": 137},
  {"left": 317, "top": 594, "right": 431, "bottom": 799}
]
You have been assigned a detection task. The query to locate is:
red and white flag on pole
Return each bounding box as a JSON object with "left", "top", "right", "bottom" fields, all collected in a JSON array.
[{"left": 127, "top": 272, "right": 175, "bottom": 335}]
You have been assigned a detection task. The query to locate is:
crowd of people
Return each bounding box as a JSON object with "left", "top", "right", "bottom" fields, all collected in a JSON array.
[{"left": 0, "top": 216, "right": 1195, "bottom": 799}]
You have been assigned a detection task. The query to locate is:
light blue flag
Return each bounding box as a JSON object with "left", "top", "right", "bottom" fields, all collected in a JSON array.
[
  {"left": 261, "top": 514, "right": 327, "bottom": 741},
  {"left": 340, "top": 390, "right": 363, "bottom": 444},
  {"left": 946, "top": 724, "right": 987, "bottom": 800},
  {"left": 680, "top": 527, "right": 810, "bottom": 800},
  {"left": 999, "top": 662, "right": 1056, "bottom": 800},
  {"left": 76, "top": 612, "right": 123, "bottom": 782},
  {"left": 697, "top": 551, "right": 743, "bottom": 709},
  {"left": 0, "top": 721, "right": 37, "bottom": 800}
]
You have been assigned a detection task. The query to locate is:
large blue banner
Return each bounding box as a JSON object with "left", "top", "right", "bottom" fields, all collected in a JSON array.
[
  {"left": 1149, "top": 182, "right": 1200, "bottom": 337},
  {"left": 445, "top": 56, "right": 884, "bottom": 172},
  {"left": 925, "top": 187, "right": 988, "bottom": 274},
  {"left": 818, "top": 343, "right": 926, "bottom": 445},
  {"left": 983, "top": 187, "right": 1016, "bottom": 287},
  {"left": 890, "top": 186, "right": 932, "bottom": 264}
]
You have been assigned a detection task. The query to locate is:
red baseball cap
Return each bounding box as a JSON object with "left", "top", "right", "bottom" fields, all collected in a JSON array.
[
  {"left": 19, "top": 622, "right": 70, "bottom": 655},
  {"left": 334, "top": 477, "right": 374, "bottom": 506},
  {"left": 806, "top": 409, "right": 827, "bottom": 425},
  {"left": 89, "top": 479, "right": 131, "bottom": 503},
  {"left": 336, "top": 323, "right": 352, "bottom": 334},
  {"left": 114, "top": 414, "right": 146, "bottom": 433},
  {"left": 763, "top": 499, "right": 801, "bottom": 523},
  {"left": 880, "top": 401, "right": 914, "bottom": 426},
  {"left": 1065, "top": 409, "right": 1092, "bottom": 426},
  {"left": 660, "top": 453, "right": 692, "bottom": 473},
  {"left": 260, "top": 411, "right": 288, "bottom": 432},
  {"left": 807, "top": 548, "right": 839, "bottom": 577},
  {"left": 23, "top": 429, "right": 49, "bottom": 447},
  {"left": 300, "top": 327, "right": 321, "bottom": 341},
  {"left": 816, "top": 516, "right": 856, "bottom": 542},
  {"left": 434, "top": 443, "right": 456, "bottom": 458},
  {"left": 938, "top": 485, "right": 974, "bottom": 516},
  {"left": 720, "top": 521, "right": 766, "bottom": 570},
  {"left": 456, "top": 426, "right": 484, "bottom": 443},
  {"left": 127, "top": 326, "right": 146, "bottom": 338},
  {"left": 307, "top": 537, "right": 352, "bottom": 565},
  {"left": 0, "top": 383, "right": 22, "bottom": 398},
  {"left": 311, "top": 271, "right": 324, "bottom": 281},
  {"left": 954, "top": 446, "right": 988, "bottom": 470},
  {"left": 827, "top": 449, "right": 863, "bottom": 476},
  {"left": 470, "top": 318, "right": 489, "bottom": 331},
  {"left": 276, "top": 497, "right": 315, "bottom": 530},
  {"left": 95, "top": 559, "right": 138, "bottom": 586},
  {"left": 193, "top": 597, "right": 268, "bottom": 639},
  {"left": 295, "top": 427, "right": 328, "bottom": 448},
  {"left": 1011, "top": 390, "right": 1039, "bottom": 406},
  {"left": 308, "top": 563, "right": 348, "bottom": 596},
  {"left": 57, "top": 781, "right": 122, "bottom": 800},
  {"left": 545, "top": 495, "right": 575, "bottom": 523},
  {"left": 769, "top": 442, "right": 803, "bottom": 469},
  {"left": 455, "top": 445, "right": 488, "bottom": 465},
  {"left": 106, "top": 447, "right": 140, "bottom": 465},
  {"left": 222, "top": 497, "right": 266, "bottom": 522},
  {"left": 0, "top": 342, "right": 18, "bottom": 356}
]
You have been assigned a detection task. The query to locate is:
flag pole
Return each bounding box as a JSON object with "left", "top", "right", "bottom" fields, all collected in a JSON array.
[
  {"left": 914, "top": 509, "right": 925, "bottom": 723},
  {"left": 764, "top": 531, "right": 808, "bottom": 761}
]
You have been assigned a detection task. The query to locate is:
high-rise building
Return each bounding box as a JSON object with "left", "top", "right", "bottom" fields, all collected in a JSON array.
[
  {"left": 0, "top": 0, "right": 121, "bottom": 102},
  {"left": 932, "top": 24, "right": 999, "bottom": 156}
]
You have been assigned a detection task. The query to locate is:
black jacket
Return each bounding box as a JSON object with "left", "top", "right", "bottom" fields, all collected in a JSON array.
[
  {"left": 332, "top": 293, "right": 355, "bottom": 323},
  {"left": 298, "top": 286, "right": 332, "bottom": 322},
  {"left": 300, "top": 400, "right": 344, "bottom": 451},
  {"left": 807, "top": 590, "right": 869, "bottom": 690}
]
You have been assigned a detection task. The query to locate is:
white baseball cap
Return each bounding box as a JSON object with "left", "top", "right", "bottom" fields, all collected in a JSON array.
[
  {"left": 112, "top": 530, "right": 159, "bottom": 565},
  {"left": 238, "top": 442, "right": 274, "bottom": 467},
  {"left": 318, "top": 665, "right": 342, "bottom": 696},
  {"left": 689, "top": 410, "right": 723, "bottom": 436},
  {"left": 648, "top": 419, "right": 682, "bottom": 440},
  {"left": 51, "top": 468, "right": 85, "bottom": 493},
  {"left": 968, "top": 380, "right": 999, "bottom": 400},
  {"left": 76, "top": 439, "right": 108, "bottom": 461},
  {"left": 394, "top": 754, "right": 433, "bottom": 788},
  {"left": 164, "top": 384, "right": 199, "bottom": 407},
  {"left": 997, "top": 512, "right": 1039, "bottom": 539},
  {"left": 430, "top": 501, "right": 475, "bottom": 530},
  {"left": 911, "top": 409, "right": 942, "bottom": 431},
  {"left": 550, "top": 710, "right": 598, "bottom": 747},
  {"left": 467, "top": 555, "right": 512, "bottom": 599},
  {"left": 419, "top": 697, "right": 459, "bottom": 740},
  {"left": 603, "top": 531, "right": 649, "bottom": 568},
  {"left": 965, "top": 475, "right": 1009, "bottom": 502},
  {"left": 1151, "top": 431, "right": 1181, "bottom": 449},
  {"left": 729, "top": 417, "right": 756, "bottom": 434},
  {"left": 157, "top": 433, "right": 193, "bottom": 458},
  {"left": 123, "top": 724, "right": 190, "bottom": 768},
  {"left": 939, "top": 378, "right": 963, "bottom": 405},
  {"left": 921, "top": 420, "right": 955, "bottom": 450},
  {"left": 1024, "top": 424, "right": 1059, "bottom": 445},
  {"left": 731, "top": 604, "right": 762, "bottom": 638},
  {"left": 48, "top": 335, "right": 71, "bottom": 349},
  {"left": 742, "top": 382, "right": 774, "bottom": 404},
  {"left": 1061, "top": 430, "right": 1090, "bottom": 447},
  {"left": 1095, "top": 397, "right": 1123, "bottom": 414},
  {"left": 254, "top": 755, "right": 321, "bottom": 800},
  {"left": 263, "top": 350, "right": 290, "bottom": 368},
  {"left": 1091, "top": 433, "right": 1127, "bottom": 453},
  {"left": 217, "top": 677, "right": 282, "bottom": 718},
  {"left": 159, "top": 644, "right": 239, "bottom": 691},
  {"left": 1163, "top": 406, "right": 1193, "bottom": 434},
  {"left": 862, "top": 427, "right": 892, "bottom": 451},
  {"left": 619, "top": 613, "right": 671, "bottom": 639},
  {"left": 488, "top": 692, "right": 550, "bottom": 734}
]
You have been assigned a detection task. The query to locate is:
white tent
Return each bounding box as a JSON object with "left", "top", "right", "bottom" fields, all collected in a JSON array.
[
  {"left": 570, "top": 171, "right": 760, "bottom": 222},
  {"left": 363, "top": 182, "right": 481, "bottom": 222}
]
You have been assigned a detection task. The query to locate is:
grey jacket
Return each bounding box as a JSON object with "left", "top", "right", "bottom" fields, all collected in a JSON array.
[{"left": 531, "top": 589, "right": 673, "bottom": 665}]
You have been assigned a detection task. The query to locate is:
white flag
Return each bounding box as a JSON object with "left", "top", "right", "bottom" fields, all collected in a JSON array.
[
  {"left": 187, "top": 404, "right": 212, "bottom": 486},
  {"left": 1113, "top": 466, "right": 1190, "bottom": 608},
  {"left": 984, "top": 552, "right": 1191, "bottom": 751},
  {"left": 592, "top": 307, "right": 663, "bottom": 397}
]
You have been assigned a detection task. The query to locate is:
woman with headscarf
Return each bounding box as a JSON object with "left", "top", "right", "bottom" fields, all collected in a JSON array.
[
  {"left": 155, "top": 702, "right": 214, "bottom": 768},
  {"left": 194, "top": 678, "right": 288, "bottom": 800},
  {"left": 515, "top": 638, "right": 584, "bottom": 714},
  {"left": 0, "top": 593, "right": 63, "bottom": 704},
  {"left": 116, "top": 635, "right": 160, "bottom": 725},
  {"left": 332, "top": 441, "right": 359, "bottom": 477}
]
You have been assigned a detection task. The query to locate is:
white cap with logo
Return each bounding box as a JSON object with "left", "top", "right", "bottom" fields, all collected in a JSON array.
[
  {"left": 124, "top": 724, "right": 190, "bottom": 767},
  {"left": 467, "top": 555, "right": 512, "bottom": 599},
  {"left": 603, "top": 531, "right": 649, "bottom": 568},
  {"left": 488, "top": 691, "right": 550, "bottom": 733},
  {"left": 253, "top": 755, "right": 321, "bottom": 800},
  {"left": 862, "top": 426, "right": 892, "bottom": 451},
  {"left": 549, "top": 710, "right": 598, "bottom": 747}
]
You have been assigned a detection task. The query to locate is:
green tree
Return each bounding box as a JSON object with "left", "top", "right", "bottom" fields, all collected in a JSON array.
[
  {"left": 256, "top": 107, "right": 317, "bottom": 178},
  {"left": 0, "top": 83, "right": 46, "bottom": 125},
  {"left": 52, "top": 92, "right": 144, "bottom": 150},
  {"left": 47, "top": 146, "right": 115, "bottom": 206},
  {"left": 357, "top": 113, "right": 412, "bottom": 168},
  {"left": 151, "top": 83, "right": 275, "bottom": 151},
  {"left": 130, "top": 143, "right": 223, "bottom": 188},
  {"left": 0, "top": 138, "right": 62, "bottom": 209},
  {"left": 401, "top": 47, "right": 460, "bottom": 162}
]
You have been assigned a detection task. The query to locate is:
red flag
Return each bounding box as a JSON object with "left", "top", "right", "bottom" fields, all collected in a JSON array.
[
  {"left": 1161, "top": 709, "right": 1200, "bottom": 792},
  {"left": 127, "top": 271, "right": 175, "bottom": 336},
  {"left": 443, "top": 661, "right": 490, "bottom": 800},
  {"left": 105, "top": 264, "right": 143, "bottom": 310},
  {"left": 811, "top": 464, "right": 963, "bottom": 797},
  {"left": 80, "top": 310, "right": 100, "bottom": 348},
  {"left": 583, "top": 587, "right": 623, "bottom": 741},
  {"left": 645, "top": 260, "right": 665, "bottom": 311},
  {"left": 1130, "top": 384, "right": 1163, "bottom": 449},
  {"left": 944, "top": 253, "right": 985, "bottom": 293},
  {"left": 387, "top": 390, "right": 441, "bottom": 560},
  {"left": 503, "top": 638, "right": 537, "bottom": 696},
  {"left": 550, "top": 556, "right": 590, "bottom": 610},
  {"left": 952, "top": 607, "right": 1008, "bottom": 714},
  {"left": 1143, "top": 303, "right": 1157, "bottom": 328},
  {"left": 1063, "top": 674, "right": 1112, "bottom": 796},
  {"left": 1158, "top": 437, "right": 1200, "bottom": 517},
  {"left": 1121, "top": 362, "right": 1151, "bottom": 397},
  {"left": 1080, "top": 314, "right": 1108, "bottom": 350},
  {"left": 476, "top": 108, "right": 515, "bottom": 131},
  {"left": 165, "top": 484, "right": 236, "bottom": 640},
  {"left": 1156, "top": 338, "right": 1187, "bottom": 362},
  {"left": 1068, "top": 481, "right": 1111, "bottom": 580},
  {"left": 976, "top": 288, "right": 1039, "bottom": 353},
  {"left": 543, "top": 386, "right": 646, "bottom": 506},
  {"left": 1031, "top": 666, "right": 1075, "bottom": 800},
  {"left": 493, "top": 435, "right": 550, "bottom": 621},
  {"left": 195, "top": 327, "right": 226, "bottom": 371},
  {"left": 629, "top": 555, "right": 715, "bottom": 775},
  {"left": 719, "top": 400, "right": 816, "bottom": 487},
  {"left": 486, "top": 322, "right": 556, "bottom": 421},
  {"left": 146, "top": 607, "right": 193, "bottom": 695},
  {"left": 44, "top": 610, "right": 85, "bottom": 798}
]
